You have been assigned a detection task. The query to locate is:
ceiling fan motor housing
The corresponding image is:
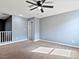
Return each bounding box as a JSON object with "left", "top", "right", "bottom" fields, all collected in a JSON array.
[{"left": 37, "top": 1, "right": 42, "bottom": 6}]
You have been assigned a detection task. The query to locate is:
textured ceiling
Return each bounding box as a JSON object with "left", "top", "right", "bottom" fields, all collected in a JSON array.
[{"left": 0, "top": 0, "right": 79, "bottom": 18}]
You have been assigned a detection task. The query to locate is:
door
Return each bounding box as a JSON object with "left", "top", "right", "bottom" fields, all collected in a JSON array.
[{"left": 27, "top": 20, "right": 35, "bottom": 40}]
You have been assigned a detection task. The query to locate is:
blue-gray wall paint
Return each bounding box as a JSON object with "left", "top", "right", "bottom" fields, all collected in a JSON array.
[
  {"left": 12, "top": 16, "right": 28, "bottom": 41},
  {"left": 40, "top": 10, "right": 79, "bottom": 46}
]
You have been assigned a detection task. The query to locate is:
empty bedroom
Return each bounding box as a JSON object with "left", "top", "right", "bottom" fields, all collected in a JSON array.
[{"left": 0, "top": 0, "right": 79, "bottom": 59}]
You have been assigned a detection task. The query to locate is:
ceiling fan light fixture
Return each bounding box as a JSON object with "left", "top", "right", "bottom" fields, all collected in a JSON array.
[
  {"left": 38, "top": 7, "right": 41, "bottom": 9},
  {"left": 26, "top": 0, "right": 54, "bottom": 13}
]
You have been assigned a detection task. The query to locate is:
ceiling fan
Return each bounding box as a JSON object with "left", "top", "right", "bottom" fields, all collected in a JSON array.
[{"left": 26, "top": 0, "right": 54, "bottom": 13}]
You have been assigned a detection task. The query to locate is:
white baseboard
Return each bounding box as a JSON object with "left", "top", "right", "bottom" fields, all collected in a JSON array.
[
  {"left": 1, "top": 39, "right": 79, "bottom": 48},
  {"left": 41, "top": 39, "right": 79, "bottom": 48},
  {"left": 0, "top": 39, "right": 27, "bottom": 46}
]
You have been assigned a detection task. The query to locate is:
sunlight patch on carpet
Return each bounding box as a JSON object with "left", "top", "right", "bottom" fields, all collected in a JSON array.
[
  {"left": 50, "top": 48, "right": 71, "bottom": 57},
  {"left": 32, "top": 46, "right": 54, "bottom": 54}
]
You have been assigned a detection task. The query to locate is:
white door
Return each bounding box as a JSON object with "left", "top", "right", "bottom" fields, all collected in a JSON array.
[{"left": 27, "top": 20, "right": 35, "bottom": 40}]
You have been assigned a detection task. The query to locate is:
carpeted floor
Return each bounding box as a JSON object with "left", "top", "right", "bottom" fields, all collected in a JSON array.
[{"left": 0, "top": 40, "right": 79, "bottom": 59}]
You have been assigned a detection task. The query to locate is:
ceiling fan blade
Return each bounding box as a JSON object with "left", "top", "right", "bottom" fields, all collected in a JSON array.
[
  {"left": 30, "top": 7, "right": 38, "bottom": 10},
  {"left": 29, "top": 5, "right": 34, "bottom": 7},
  {"left": 32, "top": 0, "right": 37, "bottom": 2},
  {"left": 42, "top": 5, "right": 54, "bottom": 8},
  {"left": 40, "top": 8, "right": 44, "bottom": 13},
  {"left": 41, "top": 0, "right": 46, "bottom": 3},
  {"left": 26, "top": 1, "right": 37, "bottom": 5}
]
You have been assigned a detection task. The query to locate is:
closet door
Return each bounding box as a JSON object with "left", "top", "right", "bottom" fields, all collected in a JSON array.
[{"left": 28, "top": 20, "right": 35, "bottom": 40}]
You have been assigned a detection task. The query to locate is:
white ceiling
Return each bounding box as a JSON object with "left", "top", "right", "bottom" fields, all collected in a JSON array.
[{"left": 0, "top": 0, "right": 79, "bottom": 18}]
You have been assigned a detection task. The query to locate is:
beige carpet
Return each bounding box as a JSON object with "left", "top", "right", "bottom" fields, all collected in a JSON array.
[{"left": 0, "top": 40, "right": 79, "bottom": 59}]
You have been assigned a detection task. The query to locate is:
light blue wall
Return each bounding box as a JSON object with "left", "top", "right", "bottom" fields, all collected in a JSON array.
[
  {"left": 40, "top": 10, "right": 79, "bottom": 46},
  {"left": 12, "top": 16, "right": 28, "bottom": 41}
]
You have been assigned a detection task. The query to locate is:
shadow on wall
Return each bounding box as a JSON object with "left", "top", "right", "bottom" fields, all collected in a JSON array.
[
  {"left": 0, "top": 15, "right": 12, "bottom": 31},
  {"left": 0, "top": 14, "right": 12, "bottom": 42}
]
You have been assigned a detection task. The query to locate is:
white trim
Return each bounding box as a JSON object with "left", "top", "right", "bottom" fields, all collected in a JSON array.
[
  {"left": 0, "top": 39, "right": 27, "bottom": 46},
  {"left": 41, "top": 39, "right": 79, "bottom": 48}
]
